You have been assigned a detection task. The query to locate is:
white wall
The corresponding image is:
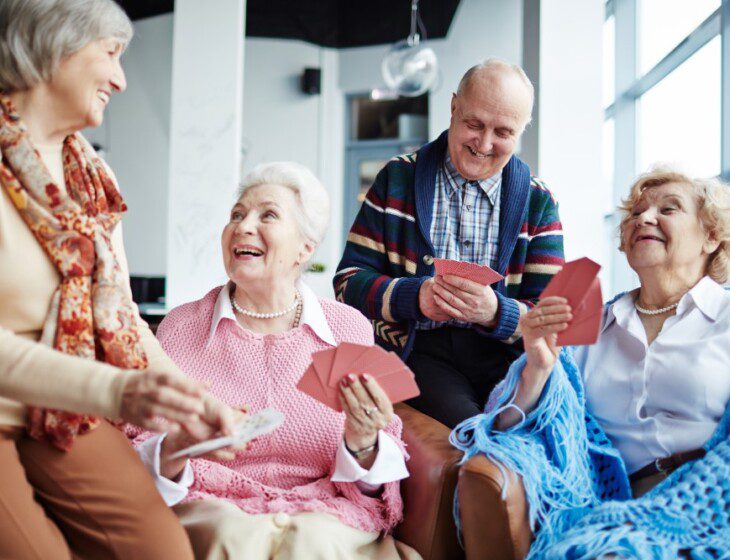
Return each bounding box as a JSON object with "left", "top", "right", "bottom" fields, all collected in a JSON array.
[
  {"left": 86, "top": 14, "right": 174, "bottom": 276},
  {"left": 537, "top": 0, "right": 608, "bottom": 281}
]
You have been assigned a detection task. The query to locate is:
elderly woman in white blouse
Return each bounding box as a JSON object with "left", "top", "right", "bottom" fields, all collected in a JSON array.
[{"left": 452, "top": 165, "right": 730, "bottom": 558}]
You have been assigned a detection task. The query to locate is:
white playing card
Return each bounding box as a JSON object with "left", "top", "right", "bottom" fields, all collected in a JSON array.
[{"left": 168, "top": 407, "right": 285, "bottom": 460}]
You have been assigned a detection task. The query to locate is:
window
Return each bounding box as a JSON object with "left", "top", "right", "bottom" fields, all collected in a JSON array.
[
  {"left": 638, "top": 36, "right": 721, "bottom": 177},
  {"left": 604, "top": 0, "right": 727, "bottom": 293},
  {"left": 639, "top": 0, "right": 719, "bottom": 73}
]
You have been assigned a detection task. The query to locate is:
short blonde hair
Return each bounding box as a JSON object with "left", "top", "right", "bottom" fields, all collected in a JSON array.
[
  {"left": 0, "top": 0, "right": 133, "bottom": 92},
  {"left": 618, "top": 165, "right": 730, "bottom": 284},
  {"left": 237, "top": 162, "right": 330, "bottom": 246}
]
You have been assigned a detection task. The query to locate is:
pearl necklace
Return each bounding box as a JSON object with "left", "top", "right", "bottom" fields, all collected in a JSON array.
[
  {"left": 634, "top": 300, "right": 679, "bottom": 315},
  {"left": 232, "top": 290, "right": 301, "bottom": 319}
]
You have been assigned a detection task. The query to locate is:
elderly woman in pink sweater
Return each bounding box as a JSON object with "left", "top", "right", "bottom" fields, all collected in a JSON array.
[{"left": 133, "top": 162, "right": 417, "bottom": 560}]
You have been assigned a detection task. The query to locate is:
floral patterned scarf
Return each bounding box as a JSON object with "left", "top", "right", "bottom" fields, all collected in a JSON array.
[{"left": 0, "top": 96, "right": 148, "bottom": 450}]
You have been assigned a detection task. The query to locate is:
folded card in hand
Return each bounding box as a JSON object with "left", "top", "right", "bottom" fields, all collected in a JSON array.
[
  {"left": 168, "top": 408, "right": 285, "bottom": 460},
  {"left": 540, "top": 257, "right": 603, "bottom": 346},
  {"left": 297, "top": 343, "right": 420, "bottom": 412},
  {"left": 433, "top": 258, "right": 503, "bottom": 286}
]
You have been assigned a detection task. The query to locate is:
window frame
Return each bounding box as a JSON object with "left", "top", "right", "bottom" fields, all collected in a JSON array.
[{"left": 604, "top": 0, "right": 729, "bottom": 292}]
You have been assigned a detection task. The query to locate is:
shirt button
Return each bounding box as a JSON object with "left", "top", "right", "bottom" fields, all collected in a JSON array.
[
  {"left": 466, "top": 205, "right": 472, "bottom": 211},
  {"left": 422, "top": 254, "right": 434, "bottom": 266},
  {"left": 463, "top": 240, "right": 472, "bottom": 246},
  {"left": 273, "top": 512, "right": 290, "bottom": 528}
]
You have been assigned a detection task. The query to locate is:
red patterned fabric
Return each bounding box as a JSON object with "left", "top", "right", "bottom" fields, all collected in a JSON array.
[{"left": 0, "top": 96, "right": 147, "bottom": 450}]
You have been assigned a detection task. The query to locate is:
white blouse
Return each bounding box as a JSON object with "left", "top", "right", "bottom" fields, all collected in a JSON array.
[{"left": 574, "top": 276, "right": 730, "bottom": 474}]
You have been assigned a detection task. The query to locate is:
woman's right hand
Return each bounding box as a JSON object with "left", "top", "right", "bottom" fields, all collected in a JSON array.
[
  {"left": 520, "top": 296, "right": 572, "bottom": 375},
  {"left": 497, "top": 297, "right": 571, "bottom": 430},
  {"left": 119, "top": 370, "right": 207, "bottom": 431},
  {"left": 159, "top": 396, "right": 248, "bottom": 480}
]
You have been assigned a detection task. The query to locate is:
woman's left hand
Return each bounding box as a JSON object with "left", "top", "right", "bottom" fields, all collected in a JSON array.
[{"left": 339, "top": 373, "right": 393, "bottom": 453}]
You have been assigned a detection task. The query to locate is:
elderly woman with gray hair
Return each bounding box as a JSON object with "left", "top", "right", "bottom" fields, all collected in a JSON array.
[
  {"left": 0, "top": 1, "right": 241, "bottom": 558},
  {"left": 133, "top": 162, "right": 418, "bottom": 560},
  {"left": 452, "top": 166, "right": 730, "bottom": 558}
]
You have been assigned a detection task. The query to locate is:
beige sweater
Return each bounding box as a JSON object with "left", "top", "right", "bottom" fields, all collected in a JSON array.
[{"left": 0, "top": 145, "right": 178, "bottom": 427}]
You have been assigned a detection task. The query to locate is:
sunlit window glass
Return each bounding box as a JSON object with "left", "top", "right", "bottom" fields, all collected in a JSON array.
[
  {"left": 604, "top": 14, "right": 615, "bottom": 108},
  {"left": 639, "top": 0, "right": 719, "bottom": 73},
  {"left": 638, "top": 36, "right": 720, "bottom": 178}
]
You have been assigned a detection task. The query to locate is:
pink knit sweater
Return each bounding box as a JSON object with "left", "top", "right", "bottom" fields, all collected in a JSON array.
[{"left": 140, "top": 286, "right": 405, "bottom": 533}]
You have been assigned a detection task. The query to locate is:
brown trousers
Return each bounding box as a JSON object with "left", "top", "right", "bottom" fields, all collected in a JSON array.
[{"left": 0, "top": 421, "right": 194, "bottom": 560}]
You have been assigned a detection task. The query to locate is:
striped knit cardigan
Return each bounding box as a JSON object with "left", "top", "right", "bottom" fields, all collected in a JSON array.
[{"left": 334, "top": 131, "right": 565, "bottom": 358}]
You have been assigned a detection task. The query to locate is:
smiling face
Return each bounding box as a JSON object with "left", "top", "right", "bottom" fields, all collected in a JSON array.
[
  {"left": 621, "top": 182, "right": 719, "bottom": 279},
  {"left": 447, "top": 69, "right": 531, "bottom": 180},
  {"left": 47, "top": 37, "right": 127, "bottom": 129},
  {"left": 221, "top": 183, "right": 315, "bottom": 289}
]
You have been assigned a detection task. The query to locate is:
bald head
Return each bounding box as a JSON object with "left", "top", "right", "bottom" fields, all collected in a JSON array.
[
  {"left": 456, "top": 59, "right": 534, "bottom": 129},
  {"left": 446, "top": 59, "right": 534, "bottom": 180}
]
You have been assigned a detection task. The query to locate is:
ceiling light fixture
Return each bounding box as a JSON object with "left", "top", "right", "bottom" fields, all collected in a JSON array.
[{"left": 381, "top": 0, "right": 439, "bottom": 98}]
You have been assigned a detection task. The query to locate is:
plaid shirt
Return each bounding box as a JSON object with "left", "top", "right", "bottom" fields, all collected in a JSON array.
[{"left": 417, "top": 153, "right": 502, "bottom": 330}]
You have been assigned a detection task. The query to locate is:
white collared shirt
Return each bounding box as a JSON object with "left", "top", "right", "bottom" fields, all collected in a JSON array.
[
  {"left": 138, "top": 280, "right": 408, "bottom": 505},
  {"left": 574, "top": 276, "right": 730, "bottom": 474}
]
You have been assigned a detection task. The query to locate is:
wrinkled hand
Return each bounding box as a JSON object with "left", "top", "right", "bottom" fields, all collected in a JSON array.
[
  {"left": 520, "top": 296, "right": 572, "bottom": 374},
  {"left": 419, "top": 278, "right": 452, "bottom": 322},
  {"left": 339, "top": 373, "right": 393, "bottom": 454},
  {"left": 160, "top": 395, "right": 249, "bottom": 480},
  {"left": 120, "top": 370, "right": 206, "bottom": 431},
  {"left": 431, "top": 275, "right": 499, "bottom": 326}
]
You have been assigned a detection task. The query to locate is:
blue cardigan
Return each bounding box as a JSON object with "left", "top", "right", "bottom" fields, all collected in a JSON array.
[
  {"left": 451, "top": 332, "right": 730, "bottom": 558},
  {"left": 334, "top": 131, "right": 564, "bottom": 358}
]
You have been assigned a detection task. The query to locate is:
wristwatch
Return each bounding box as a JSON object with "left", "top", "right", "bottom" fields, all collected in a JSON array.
[{"left": 345, "top": 438, "right": 378, "bottom": 459}]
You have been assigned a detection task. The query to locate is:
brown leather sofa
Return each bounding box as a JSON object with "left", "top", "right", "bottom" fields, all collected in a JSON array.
[
  {"left": 393, "top": 404, "right": 533, "bottom": 560},
  {"left": 393, "top": 404, "right": 464, "bottom": 560},
  {"left": 457, "top": 454, "right": 532, "bottom": 560}
]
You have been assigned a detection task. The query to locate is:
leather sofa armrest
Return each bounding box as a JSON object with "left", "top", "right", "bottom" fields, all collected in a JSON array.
[
  {"left": 458, "top": 454, "right": 533, "bottom": 560},
  {"left": 393, "top": 403, "right": 464, "bottom": 560}
]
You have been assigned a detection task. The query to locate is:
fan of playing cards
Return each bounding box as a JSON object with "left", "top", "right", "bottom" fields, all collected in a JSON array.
[{"left": 297, "top": 343, "right": 420, "bottom": 412}]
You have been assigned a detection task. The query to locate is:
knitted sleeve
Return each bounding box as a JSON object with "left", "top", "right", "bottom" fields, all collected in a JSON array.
[
  {"left": 476, "top": 180, "right": 565, "bottom": 343},
  {"left": 333, "top": 161, "right": 426, "bottom": 324}
]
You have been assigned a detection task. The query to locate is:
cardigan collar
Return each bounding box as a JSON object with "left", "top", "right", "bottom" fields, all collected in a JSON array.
[
  {"left": 414, "top": 130, "right": 532, "bottom": 288},
  {"left": 206, "top": 279, "right": 336, "bottom": 346}
]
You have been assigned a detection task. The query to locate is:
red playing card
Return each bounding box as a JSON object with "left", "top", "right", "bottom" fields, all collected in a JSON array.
[
  {"left": 328, "top": 343, "right": 372, "bottom": 388},
  {"left": 374, "top": 367, "right": 420, "bottom": 404},
  {"left": 296, "top": 365, "right": 337, "bottom": 409},
  {"left": 354, "top": 351, "right": 405, "bottom": 378},
  {"left": 311, "top": 348, "right": 336, "bottom": 390},
  {"left": 540, "top": 257, "right": 603, "bottom": 346},
  {"left": 433, "top": 258, "right": 504, "bottom": 286},
  {"left": 340, "top": 346, "right": 388, "bottom": 383}
]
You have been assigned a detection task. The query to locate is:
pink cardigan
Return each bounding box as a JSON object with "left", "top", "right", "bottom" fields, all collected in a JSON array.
[{"left": 138, "top": 286, "right": 405, "bottom": 533}]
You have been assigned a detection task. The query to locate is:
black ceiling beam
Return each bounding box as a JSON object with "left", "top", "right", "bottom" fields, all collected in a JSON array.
[{"left": 115, "top": 0, "right": 460, "bottom": 49}]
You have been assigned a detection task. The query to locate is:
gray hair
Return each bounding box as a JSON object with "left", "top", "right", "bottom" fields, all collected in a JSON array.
[
  {"left": 619, "top": 164, "right": 730, "bottom": 284},
  {"left": 0, "top": 0, "right": 133, "bottom": 92},
  {"left": 237, "top": 162, "right": 330, "bottom": 247},
  {"left": 456, "top": 58, "right": 535, "bottom": 125}
]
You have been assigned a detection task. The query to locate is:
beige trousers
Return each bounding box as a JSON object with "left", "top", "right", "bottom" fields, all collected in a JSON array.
[{"left": 174, "top": 499, "right": 422, "bottom": 560}]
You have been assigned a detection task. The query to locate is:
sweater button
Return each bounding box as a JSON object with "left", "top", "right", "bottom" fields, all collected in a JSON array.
[
  {"left": 273, "top": 512, "right": 290, "bottom": 528},
  {"left": 422, "top": 254, "right": 434, "bottom": 266}
]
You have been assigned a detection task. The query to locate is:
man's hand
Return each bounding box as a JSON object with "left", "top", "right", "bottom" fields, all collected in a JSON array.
[
  {"left": 431, "top": 275, "right": 499, "bottom": 326},
  {"left": 418, "top": 278, "right": 452, "bottom": 322}
]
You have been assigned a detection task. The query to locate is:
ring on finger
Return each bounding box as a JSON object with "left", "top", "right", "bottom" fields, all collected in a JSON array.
[{"left": 364, "top": 406, "right": 378, "bottom": 417}]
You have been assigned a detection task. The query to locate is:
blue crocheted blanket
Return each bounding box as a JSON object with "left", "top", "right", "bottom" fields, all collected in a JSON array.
[{"left": 451, "top": 348, "right": 730, "bottom": 559}]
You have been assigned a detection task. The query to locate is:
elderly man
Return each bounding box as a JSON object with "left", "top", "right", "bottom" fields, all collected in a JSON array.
[{"left": 334, "top": 59, "right": 564, "bottom": 428}]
